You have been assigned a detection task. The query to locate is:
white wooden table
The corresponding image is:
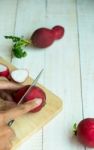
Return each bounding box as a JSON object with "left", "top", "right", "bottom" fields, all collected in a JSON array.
[{"left": 0, "top": 0, "right": 94, "bottom": 150}]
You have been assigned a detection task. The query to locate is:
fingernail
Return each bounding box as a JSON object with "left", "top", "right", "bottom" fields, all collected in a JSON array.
[
  {"left": 35, "top": 98, "right": 42, "bottom": 106},
  {"left": 26, "top": 98, "right": 42, "bottom": 106}
]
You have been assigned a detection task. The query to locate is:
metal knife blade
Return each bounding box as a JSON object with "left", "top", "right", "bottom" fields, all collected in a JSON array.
[{"left": 8, "top": 69, "right": 43, "bottom": 126}]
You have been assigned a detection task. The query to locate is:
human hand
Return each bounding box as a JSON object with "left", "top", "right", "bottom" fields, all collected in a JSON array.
[
  {"left": 0, "top": 79, "right": 42, "bottom": 150},
  {"left": 0, "top": 79, "right": 24, "bottom": 112},
  {"left": 0, "top": 98, "right": 41, "bottom": 150},
  {"left": 0, "top": 79, "right": 24, "bottom": 103}
]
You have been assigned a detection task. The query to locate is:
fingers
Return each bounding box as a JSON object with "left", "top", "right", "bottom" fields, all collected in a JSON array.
[
  {"left": 0, "top": 99, "right": 16, "bottom": 111},
  {"left": 4, "top": 98, "right": 42, "bottom": 123},
  {"left": 0, "top": 126, "right": 15, "bottom": 150},
  {"left": 0, "top": 125, "right": 11, "bottom": 136},
  {"left": 5, "top": 142, "right": 12, "bottom": 150},
  {"left": 0, "top": 125, "right": 15, "bottom": 138},
  {"left": 0, "top": 135, "right": 11, "bottom": 150},
  {"left": 0, "top": 127, "right": 15, "bottom": 150},
  {"left": 0, "top": 90, "right": 13, "bottom": 101},
  {"left": 0, "top": 80, "right": 23, "bottom": 90},
  {"left": 0, "top": 112, "right": 7, "bottom": 125}
]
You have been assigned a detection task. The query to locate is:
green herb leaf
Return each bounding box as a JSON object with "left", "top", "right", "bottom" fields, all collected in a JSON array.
[
  {"left": 73, "top": 123, "right": 77, "bottom": 135},
  {"left": 5, "top": 36, "right": 21, "bottom": 42},
  {"left": 73, "top": 123, "right": 77, "bottom": 130},
  {"left": 5, "top": 35, "right": 30, "bottom": 58},
  {"left": 12, "top": 44, "right": 27, "bottom": 58}
]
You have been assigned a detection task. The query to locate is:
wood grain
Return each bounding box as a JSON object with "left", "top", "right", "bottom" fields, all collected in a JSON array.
[
  {"left": 0, "top": 57, "right": 62, "bottom": 150},
  {"left": 77, "top": 1, "right": 94, "bottom": 150},
  {"left": 43, "top": 0, "right": 84, "bottom": 150},
  {"left": 0, "top": 0, "right": 17, "bottom": 61},
  {"left": 0, "top": 0, "right": 93, "bottom": 150},
  {"left": 11, "top": 0, "right": 46, "bottom": 149},
  {"left": 11, "top": 0, "right": 84, "bottom": 149}
]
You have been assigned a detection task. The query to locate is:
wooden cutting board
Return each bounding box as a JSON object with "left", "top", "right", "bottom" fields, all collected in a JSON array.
[{"left": 0, "top": 57, "right": 63, "bottom": 150}]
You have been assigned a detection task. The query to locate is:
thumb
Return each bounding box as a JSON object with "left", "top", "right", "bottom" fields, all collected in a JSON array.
[{"left": 4, "top": 98, "right": 42, "bottom": 124}]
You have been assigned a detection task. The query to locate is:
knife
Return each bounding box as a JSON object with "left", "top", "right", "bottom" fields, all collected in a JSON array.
[{"left": 8, "top": 69, "right": 43, "bottom": 126}]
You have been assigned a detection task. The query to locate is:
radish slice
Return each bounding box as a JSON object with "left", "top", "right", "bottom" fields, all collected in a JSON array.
[
  {"left": 11, "top": 69, "right": 29, "bottom": 83},
  {"left": 0, "top": 64, "right": 10, "bottom": 78}
]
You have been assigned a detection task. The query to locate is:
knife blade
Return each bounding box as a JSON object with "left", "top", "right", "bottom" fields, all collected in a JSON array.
[{"left": 8, "top": 69, "right": 43, "bottom": 126}]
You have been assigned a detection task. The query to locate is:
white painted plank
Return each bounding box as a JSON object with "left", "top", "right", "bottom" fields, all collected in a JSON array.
[
  {"left": 77, "top": 0, "right": 94, "bottom": 149},
  {"left": 12, "top": 0, "right": 85, "bottom": 150},
  {"left": 17, "top": 130, "right": 43, "bottom": 150},
  {"left": 77, "top": 0, "right": 94, "bottom": 117},
  {"left": 43, "top": 19, "right": 84, "bottom": 150},
  {"left": 1, "top": 0, "right": 92, "bottom": 150},
  {"left": 43, "top": 4, "right": 84, "bottom": 150},
  {"left": 0, "top": 0, "right": 17, "bottom": 61},
  {"left": 11, "top": 0, "right": 46, "bottom": 149},
  {"left": 47, "top": 0, "right": 76, "bottom": 15}
]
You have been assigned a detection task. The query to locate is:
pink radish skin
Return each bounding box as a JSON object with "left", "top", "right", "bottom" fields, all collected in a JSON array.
[
  {"left": 75, "top": 118, "right": 94, "bottom": 148},
  {"left": 31, "top": 25, "right": 65, "bottom": 48},
  {"left": 52, "top": 25, "right": 65, "bottom": 40},
  {"left": 13, "top": 85, "right": 46, "bottom": 112},
  {"left": 31, "top": 28, "right": 54, "bottom": 48},
  {"left": 0, "top": 64, "right": 10, "bottom": 78},
  {"left": 11, "top": 69, "right": 29, "bottom": 83}
]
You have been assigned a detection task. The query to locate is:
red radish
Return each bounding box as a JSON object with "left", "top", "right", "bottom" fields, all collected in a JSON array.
[
  {"left": 52, "top": 25, "right": 64, "bottom": 40},
  {"left": 11, "top": 69, "right": 28, "bottom": 83},
  {"left": 13, "top": 85, "right": 46, "bottom": 112},
  {"left": 31, "top": 25, "right": 64, "bottom": 48},
  {"left": 31, "top": 28, "right": 54, "bottom": 48},
  {"left": 0, "top": 64, "right": 10, "bottom": 78},
  {"left": 74, "top": 118, "right": 94, "bottom": 148}
]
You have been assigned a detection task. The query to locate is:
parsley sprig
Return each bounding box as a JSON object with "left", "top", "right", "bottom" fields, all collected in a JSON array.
[{"left": 5, "top": 36, "right": 30, "bottom": 58}]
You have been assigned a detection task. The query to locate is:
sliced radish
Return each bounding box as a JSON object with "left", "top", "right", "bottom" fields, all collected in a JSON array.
[
  {"left": 11, "top": 69, "right": 29, "bottom": 83},
  {"left": 0, "top": 64, "right": 10, "bottom": 78}
]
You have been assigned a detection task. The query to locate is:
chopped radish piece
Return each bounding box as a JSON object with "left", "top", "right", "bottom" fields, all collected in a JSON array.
[
  {"left": 11, "top": 69, "right": 29, "bottom": 83},
  {"left": 0, "top": 64, "right": 10, "bottom": 78}
]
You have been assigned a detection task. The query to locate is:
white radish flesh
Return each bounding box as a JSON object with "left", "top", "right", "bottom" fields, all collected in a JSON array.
[{"left": 11, "top": 69, "right": 29, "bottom": 83}]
